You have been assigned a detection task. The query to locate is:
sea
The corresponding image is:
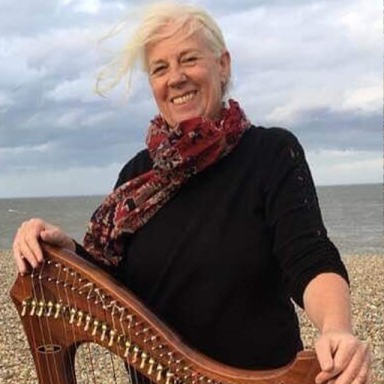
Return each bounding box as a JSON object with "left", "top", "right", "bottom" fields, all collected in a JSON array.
[{"left": 0, "top": 183, "right": 382, "bottom": 256}]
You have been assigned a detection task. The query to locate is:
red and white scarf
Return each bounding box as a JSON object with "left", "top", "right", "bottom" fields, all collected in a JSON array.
[{"left": 83, "top": 99, "right": 251, "bottom": 266}]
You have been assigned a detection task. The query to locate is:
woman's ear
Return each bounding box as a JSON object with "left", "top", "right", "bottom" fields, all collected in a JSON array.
[{"left": 219, "top": 50, "right": 231, "bottom": 83}]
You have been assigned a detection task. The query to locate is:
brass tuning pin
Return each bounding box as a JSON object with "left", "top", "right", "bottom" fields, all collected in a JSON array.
[
  {"left": 148, "top": 357, "right": 156, "bottom": 375},
  {"left": 76, "top": 311, "right": 84, "bottom": 327},
  {"left": 124, "top": 340, "right": 132, "bottom": 358},
  {"left": 132, "top": 346, "right": 140, "bottom": 364},
  {"left": 108, "top": 329, "right": 116, "bottom": 347},
  {"left": 156, "top": 364, "right": 164, "bottom": 382},
  {"left": 100, "top": 323, "right": 108, "bottom": 341},
  {"left": 30, "top": 299, "right": 37, "bottom": 316},
  {"left": 165, "top": 371, "right": 175, "bottom": 384},
  {"left": 69, "top": 308, "right": 77, "bottom": 324},
  {"left": 46, "top": 301, "right": 54, "bottom": 317},
  {"left": 54, "top": 303, "right": 62, "bottom": 319},
  {"left": 84, "top": 314, "right": 92, "bottom": 331},
  {"left": 21, "top": 300, "right": 28, "bottom": 317},
  {"left": 91, "top": 320, "right": 99, "bottom": 336},
  {"left": 140, "top": 352, "right": 148, "bottom": 369},
  {"left": 37, "top": 301, "right": 45, "bottom": 317}
]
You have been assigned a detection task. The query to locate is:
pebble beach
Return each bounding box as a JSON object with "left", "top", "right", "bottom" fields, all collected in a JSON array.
[{"left": 0, "top": 250, "right": 383, "bottom": 383}]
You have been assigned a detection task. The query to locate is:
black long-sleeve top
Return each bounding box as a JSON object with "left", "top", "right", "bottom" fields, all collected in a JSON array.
[{"left": 78, "top": 126, "right": 348, "bottom": 369}]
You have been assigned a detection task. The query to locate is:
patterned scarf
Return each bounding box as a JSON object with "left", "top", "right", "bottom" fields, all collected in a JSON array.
[{"left": 83, "top": 99, "right": 251, "bottom": 266}]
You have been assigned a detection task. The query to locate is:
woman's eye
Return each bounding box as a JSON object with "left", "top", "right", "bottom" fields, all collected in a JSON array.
[
  {"left": 182, "top": 56, "right": 197, "bottom": 64},
  {"left": 151, "top": 66, "right": 166, "bottom": 76}
]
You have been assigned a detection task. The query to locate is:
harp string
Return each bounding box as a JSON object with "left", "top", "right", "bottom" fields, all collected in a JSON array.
[
  {"left": 85, "top": 280, "right": 113, "bottom": 383},
  {"left": 127, "top": 321, "right": 139, "bottom": 384},
  {"left": 108, "top": 300, "right": 122, "bottom": 382},
  {"left": 19, "top": 268, "right": 45, "bottom": 383},
  {"left": 38, "top": 261, "right": 63, "bottom": 383},
  {"left": 96, "top": 288, "right": 119, "bottom": 382},
  {"left": 31, "top": 266, "right": 56, "bottom": 383},
  {"left": 119, "top": 307, "right": 135, "bottom": 383},
  {"left": 113, "top": 303, "right": 129, "bottom": 382},
  {"left": 66, "top": 266, "right": 92, "bottom": 384},
  {"left": 84, "top": 280, "right": 99, "bottom": 383},
  {"left": 55, "top": 261, "right": 78, "bottom": 383}
]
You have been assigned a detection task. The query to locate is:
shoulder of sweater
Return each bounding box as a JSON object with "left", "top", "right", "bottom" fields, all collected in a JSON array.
[
  {"left": 250, "top": 125, "right": 298, "bottom": 141},
  {"left": 115, "top": 148, "right": 152, "bottom": 187},
  {"left": 247, "top": 125, "right": 303, "bottom": 151}
]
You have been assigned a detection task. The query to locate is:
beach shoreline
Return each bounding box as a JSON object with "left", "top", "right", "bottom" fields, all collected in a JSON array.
[{"left": 1, "top": 250, "right": 383, "bottom": 383}]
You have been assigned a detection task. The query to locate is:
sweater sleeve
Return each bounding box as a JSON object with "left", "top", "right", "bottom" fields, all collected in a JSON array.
[
  {"left": 114, "top": 149, "right": 152, "bottom": 189},
  {"left": 261, "top": 128, "right": 349, "bottom": 308}
]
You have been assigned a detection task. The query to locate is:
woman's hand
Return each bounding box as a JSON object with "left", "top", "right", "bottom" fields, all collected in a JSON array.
[
  {"left": 315, "top": 331, "right": 371, "bottom": 384},
  {"left": 13, "top": 218, "right": 76, "bottom": 275}
]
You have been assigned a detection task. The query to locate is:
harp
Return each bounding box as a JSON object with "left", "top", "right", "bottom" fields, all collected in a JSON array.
[{"left": 10, "top": 243, "right": 321, "bottom": 384}]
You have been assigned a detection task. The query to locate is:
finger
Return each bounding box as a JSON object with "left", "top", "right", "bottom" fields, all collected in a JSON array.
[
  {"left": 25, "top": 232, "right": 44, "bottom": 263},
  {"left": 18, "top": 218, "right": 46, "bottom": 266},
  {"left": 14, "top": 227, "right": 38, "bottom": 269},
  {"left": 12, "top": 242, "right": 29, "bottom": 275},
  {"left": 334, "top": 343, "right": 369, "bottom": 384},
  {"left": 315, "top": 336, "right": 335, "bottom": 374},
  {"left": 332, "top": 336, "right": 356, "bottom": 374},
  {"left": 351, "top": 345, "right": 371, "bottom": 384},
  {"left": 18, "top": 239, "right": 39, "bottom": 269}
]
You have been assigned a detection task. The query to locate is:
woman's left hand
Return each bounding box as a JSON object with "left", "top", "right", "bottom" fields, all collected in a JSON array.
[{"left": 314, "top": 331, "right": 371, "bottom": 384}]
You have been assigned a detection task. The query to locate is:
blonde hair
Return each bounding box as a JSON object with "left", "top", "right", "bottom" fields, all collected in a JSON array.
[{"left": 96, "top": 1, "right": 229, "bottom": 96}]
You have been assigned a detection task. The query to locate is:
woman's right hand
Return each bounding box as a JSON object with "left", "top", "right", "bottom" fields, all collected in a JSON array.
[{"left": 13, "top": 218, "right": 76, "bottom": 275}]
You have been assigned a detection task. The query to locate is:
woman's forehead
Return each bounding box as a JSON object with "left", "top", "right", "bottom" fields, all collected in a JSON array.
[{"left": 146, "top": 30, "right": 209, "bottom": 61}]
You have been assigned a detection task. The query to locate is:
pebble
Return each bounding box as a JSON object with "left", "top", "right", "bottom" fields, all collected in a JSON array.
[{"left": 1, "top": 250, "right": 383, "bottom": 383}]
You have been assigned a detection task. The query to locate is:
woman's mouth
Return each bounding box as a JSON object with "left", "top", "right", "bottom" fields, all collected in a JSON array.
[{"left": 171, "top": 91, "right": 197, "bottom": 105}]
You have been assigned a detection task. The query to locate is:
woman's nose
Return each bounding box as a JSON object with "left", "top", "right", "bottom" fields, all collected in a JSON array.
[{"left": 168, "top": 66, "right": 187, "bottom": 87}]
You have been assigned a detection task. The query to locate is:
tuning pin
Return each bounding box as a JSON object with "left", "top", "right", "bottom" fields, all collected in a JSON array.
[
  {"left": 69, "top": 308, "right": 77, "bottom": 324},
  {"left": 156, "top": 364, "right": 164, "bottom": 382},
  {"left": 21, "top": 300, "right": 28, "bottom": 317},
  {"left": 54, "top": 303, "right": 62, "bottom": 319},
  {"left": 30, "top": 300, "right": 37, "bottom": 316},
  {"left": 100, "top": 323, "right": 108, "bottom": 341},
  {"left": 108, "top": 330, "right": 116, "bottom": 347},
  {"left": 165, "top": 371, "right": 175, "bottom": 384},
  {"left": 124, "top": 340, "right": 132, "bottom": 358},
  {"left": 84, "top": 314, "right": 92, "bottom": 331},
  {"left": 132, "top": 346, "right": 140, "bottom": 363},
  {"left": 92, "top": 320, "right": 99, "bottom": 336},
  {"left": 148, "top": 357, "right": 156, "bottom": 375},
  {"left": 140, "top": 352, "right": 148, "bottom": 369},
  {"left": 76, "top": 311, "right": 84, "bottom": 327},
  {"left": 36, "top": 301, "right": 45, "bottom": 317},
  {"left": 46, "top": 301, "right": 54, "bottom": 317}
]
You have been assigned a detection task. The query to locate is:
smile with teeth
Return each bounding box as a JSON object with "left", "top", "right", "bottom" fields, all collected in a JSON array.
[{"left": 172, "top": 91, "right": 197, "bottom": 105}]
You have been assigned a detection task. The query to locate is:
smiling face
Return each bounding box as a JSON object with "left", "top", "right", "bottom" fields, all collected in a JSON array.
[{"left": 146, "top": 27, "right": 231, "bottom": 127}]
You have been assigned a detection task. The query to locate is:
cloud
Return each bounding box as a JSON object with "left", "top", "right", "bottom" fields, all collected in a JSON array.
[
  {"left": 307, "top": 149, "right": 383, "bottom": 186},
  {"left": 0, "top": 0, "right": 382, "bottom": 197},
  {"left": 45, "top": 75, "right": 101, "bottom": 104}
]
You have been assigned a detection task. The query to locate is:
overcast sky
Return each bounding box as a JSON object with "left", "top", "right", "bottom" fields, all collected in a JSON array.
[{"left": 0, "top": 0, "right": 382, "bottom": 198}]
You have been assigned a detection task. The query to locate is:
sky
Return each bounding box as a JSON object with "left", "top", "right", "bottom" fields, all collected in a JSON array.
[{"left": 0, "top": 0, "right": 382, "bottom": 198}]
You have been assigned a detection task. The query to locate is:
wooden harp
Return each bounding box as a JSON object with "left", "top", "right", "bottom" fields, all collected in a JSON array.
[{"left": 10, "top": 243, "right": 321, "bottom": 384}]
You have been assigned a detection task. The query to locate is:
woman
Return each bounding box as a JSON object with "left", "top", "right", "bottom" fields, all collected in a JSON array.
[{"left": 13, "top": 3, "right": 370, "bottom": 383}]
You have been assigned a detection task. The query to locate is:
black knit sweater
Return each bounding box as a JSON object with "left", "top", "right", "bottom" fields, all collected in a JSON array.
[{"left": 78, "top": 126, "right": 348, "bottom": 369}]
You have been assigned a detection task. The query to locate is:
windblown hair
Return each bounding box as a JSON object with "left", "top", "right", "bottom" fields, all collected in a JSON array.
[{"left": 96, "top": 1, "right": 229, "bottom": 96}]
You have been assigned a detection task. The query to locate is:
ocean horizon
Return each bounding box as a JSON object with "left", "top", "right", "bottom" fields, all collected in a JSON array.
[{"left": 1, "top": 183, "right": 382, "bottom": 255}]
